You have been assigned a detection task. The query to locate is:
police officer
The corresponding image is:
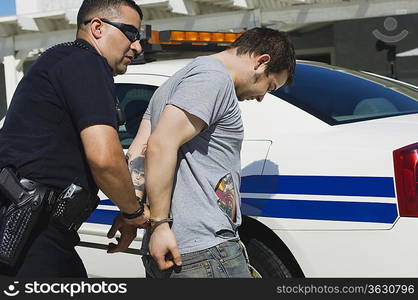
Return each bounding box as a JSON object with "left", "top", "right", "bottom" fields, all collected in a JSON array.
[{"left": 0, "top": 0, "right": 148, "bottom": 277}]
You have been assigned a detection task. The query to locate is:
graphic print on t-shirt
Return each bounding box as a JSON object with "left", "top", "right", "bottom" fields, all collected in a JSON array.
[{"left": 215, "top": 173, "right": 236, "bottom": 220}]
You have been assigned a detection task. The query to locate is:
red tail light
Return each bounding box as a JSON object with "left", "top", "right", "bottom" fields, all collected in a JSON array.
[{"left": 393, "top": 143, "right": 418, "bottom": 217}]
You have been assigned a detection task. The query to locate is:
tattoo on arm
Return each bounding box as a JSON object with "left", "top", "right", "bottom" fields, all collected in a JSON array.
[
  {"left": 132, "top": 169, "right": 145, "bottom": 192},
  {"left": 127, "top": 156, "right": 146, "bottom": 198}
]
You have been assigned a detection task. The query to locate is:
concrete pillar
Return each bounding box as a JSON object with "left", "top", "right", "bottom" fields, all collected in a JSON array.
[
  {"left": 0, "top": 63, "right": 6, "bottom": 120},
  {"left": 3, "top": 54, "right": 24, "bottom": 108}
]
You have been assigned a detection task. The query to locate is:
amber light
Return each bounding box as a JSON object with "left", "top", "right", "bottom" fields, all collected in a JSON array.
[
  {"left": 185, "top": 31, "right": 199, "bottom": 41},
  {"left": 212, "top": 32, "right": 225, "bottom": 42},
  {"left": 170, "top": 31, "right": 186, "bottom": 41},
  {"left": 225, "top": 32, "right": 241, "bottom": 43},
  {"left": 199, "top": 32, "right": 211, "bottom": 42},
  {"left": 157, "top": 30, "right": 245, "bottom": 43},
  {"left": 149, "top": 30, "right": 160, "bottom": 44}
]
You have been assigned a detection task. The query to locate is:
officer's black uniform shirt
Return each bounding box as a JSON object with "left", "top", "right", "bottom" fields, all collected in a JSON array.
[{"left": 0, "top": 39, "right": 118, "bottom": 193}]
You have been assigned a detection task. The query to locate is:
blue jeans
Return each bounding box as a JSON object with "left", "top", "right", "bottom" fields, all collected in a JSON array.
[{"left": 142, "top": 240, "right": 252, "bottom": 278}]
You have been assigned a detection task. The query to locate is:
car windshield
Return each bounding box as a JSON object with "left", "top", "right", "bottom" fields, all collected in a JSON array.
[{"left": 272, "top": 63, "right": 418, "bottom": 125}]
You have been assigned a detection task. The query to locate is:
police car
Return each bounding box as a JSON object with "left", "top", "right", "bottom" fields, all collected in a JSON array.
[{"left": 71, "top": 57, "right": 418, "bottom": 278}]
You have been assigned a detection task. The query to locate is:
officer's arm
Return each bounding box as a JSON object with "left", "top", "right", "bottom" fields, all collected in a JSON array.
[
  {"left": 80, "top": 125, "right": 141, "bottom": 215},
  {"left": 126, "top": 119, "right": 151, "bottom": 200},
  {"left": 146, "top": 104, "right": 205, "bottom": 270}
]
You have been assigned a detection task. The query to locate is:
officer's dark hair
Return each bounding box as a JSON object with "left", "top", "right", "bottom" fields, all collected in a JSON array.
[
  {"left": 230, "top": 27, "right": 296, "bottom": 85},
  {"left": 77, "top": 0, "right": 143, "bottom": 30}
]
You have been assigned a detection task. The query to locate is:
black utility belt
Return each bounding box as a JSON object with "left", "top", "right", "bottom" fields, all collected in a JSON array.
[{"left": 0, "top": 167, "right": 99, "bottom": 267}]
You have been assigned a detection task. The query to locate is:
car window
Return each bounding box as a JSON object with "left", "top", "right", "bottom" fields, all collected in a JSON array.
[
  {"left": 272, "top": 64, "right": 418, "bottom": 125},
  {"left": 115, "top": 83, "right": 157, "bottom": 148}
]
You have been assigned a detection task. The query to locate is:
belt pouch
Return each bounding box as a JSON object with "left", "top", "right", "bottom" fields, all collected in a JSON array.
[
  {"left": 51, "top": 183, "right": 99, "bottom": 231},
  {"left": 0, "top": 168, "right": 46, "bottom": 267}
]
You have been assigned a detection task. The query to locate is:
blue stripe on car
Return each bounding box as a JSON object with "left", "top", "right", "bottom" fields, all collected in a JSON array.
[
  {"left": 241, "top": 198, "right": 397, "bottom": 223},
  {"left": 87, "top": 209, "right": 118, "bottom": 225},
  {"left": 89, "top": 175, "right": 398, "bottom": 225},
  {"left": 100, "top": 200, "right": 114, "bottom": 206},
  {"left": 240, "top": 175, "right": 396, "bottom": 197}
]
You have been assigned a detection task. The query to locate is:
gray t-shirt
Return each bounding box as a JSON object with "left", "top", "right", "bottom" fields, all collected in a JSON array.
[{"left": 142, "top": 56, "right": 244, "bottom": 254}]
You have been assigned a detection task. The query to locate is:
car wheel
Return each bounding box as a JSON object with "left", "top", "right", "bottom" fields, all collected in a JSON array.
[{"left": 244, "top": 237, "right": 292, "bottom": 278}]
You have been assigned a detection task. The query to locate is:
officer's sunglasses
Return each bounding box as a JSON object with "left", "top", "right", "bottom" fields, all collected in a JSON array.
[{"left": 83, "top": 18, "right": 141, "bottom": 43}]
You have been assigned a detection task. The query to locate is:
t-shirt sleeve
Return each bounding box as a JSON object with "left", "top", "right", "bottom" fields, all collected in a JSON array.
[
  {"left": 52, "top": 52, "right": 118, "bottom": 132},
  {"left": 142, "top": 99, "right": 151, "bottom": 120},
  {"left": 167, "top": 70, "right": 231, "bottom": 127}
]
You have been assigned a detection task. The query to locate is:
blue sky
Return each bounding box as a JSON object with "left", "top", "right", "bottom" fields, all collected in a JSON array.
[{"left": 0, "top": 0, "right": 16, "bottom": 17}]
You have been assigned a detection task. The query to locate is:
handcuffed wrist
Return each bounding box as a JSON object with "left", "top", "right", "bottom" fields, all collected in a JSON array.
[{"left": 148, "top": 217, "right": 173, "bottom": 231}]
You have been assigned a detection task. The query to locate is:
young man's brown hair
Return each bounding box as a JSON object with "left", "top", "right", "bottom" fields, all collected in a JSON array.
[{"left": 230, "top": 27, "right": 296, "bottom": 85}]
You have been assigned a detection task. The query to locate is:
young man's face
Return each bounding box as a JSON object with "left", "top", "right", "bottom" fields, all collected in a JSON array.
[
  {"left": 237, "top": 68, "right": 289, "bottom": 102},
  {"left": 101, "top": 5, "right": 142, "bottom": 75}
]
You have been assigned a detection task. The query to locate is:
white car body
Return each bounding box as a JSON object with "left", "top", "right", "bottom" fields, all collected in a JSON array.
[{"left": 41, "top": 58, "right": 418, "bottom": 277}]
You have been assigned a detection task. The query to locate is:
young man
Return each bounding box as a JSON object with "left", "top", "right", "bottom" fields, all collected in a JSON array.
[
  {"left": 127, "top": 27, "right": 295, "bottom": 278},
  {"left": 0, "top": 0, "right": 148, "bottom": 277}
]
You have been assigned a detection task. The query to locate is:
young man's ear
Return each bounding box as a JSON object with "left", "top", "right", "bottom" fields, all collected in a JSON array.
[{"left": 254, "top": 54, "right": 271, "bottom": 70}]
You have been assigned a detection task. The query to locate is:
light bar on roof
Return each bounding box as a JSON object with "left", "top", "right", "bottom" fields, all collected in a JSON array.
[{"left": 158, "top": 30, "right": 243, "bottom": 44}]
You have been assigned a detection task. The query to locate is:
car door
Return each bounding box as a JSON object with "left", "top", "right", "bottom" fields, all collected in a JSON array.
[{"left": 77, "top": 74, "right": 167, "bottom": 278}]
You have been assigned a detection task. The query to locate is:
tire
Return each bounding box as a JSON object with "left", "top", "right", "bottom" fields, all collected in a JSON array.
[{"left": 244, "top": 238, "right": 292, "bottom": 278}]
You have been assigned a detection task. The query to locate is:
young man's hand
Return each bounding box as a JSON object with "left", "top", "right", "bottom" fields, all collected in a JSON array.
[{"left": 148, "top": 223, "right": 182, "bottom": 270}]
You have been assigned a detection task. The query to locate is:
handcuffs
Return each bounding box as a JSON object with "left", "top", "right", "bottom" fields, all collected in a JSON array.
[{"left": 121, "top": 197, "right": 173, "bottom": 231}]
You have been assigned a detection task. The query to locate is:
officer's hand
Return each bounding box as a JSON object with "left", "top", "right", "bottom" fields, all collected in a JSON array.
[
  {"left": 149, "top": 223, "right": 182, "bottom": 270},
  {"left": 107, "top": 213, "right": 138, "bottom": 253}
]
